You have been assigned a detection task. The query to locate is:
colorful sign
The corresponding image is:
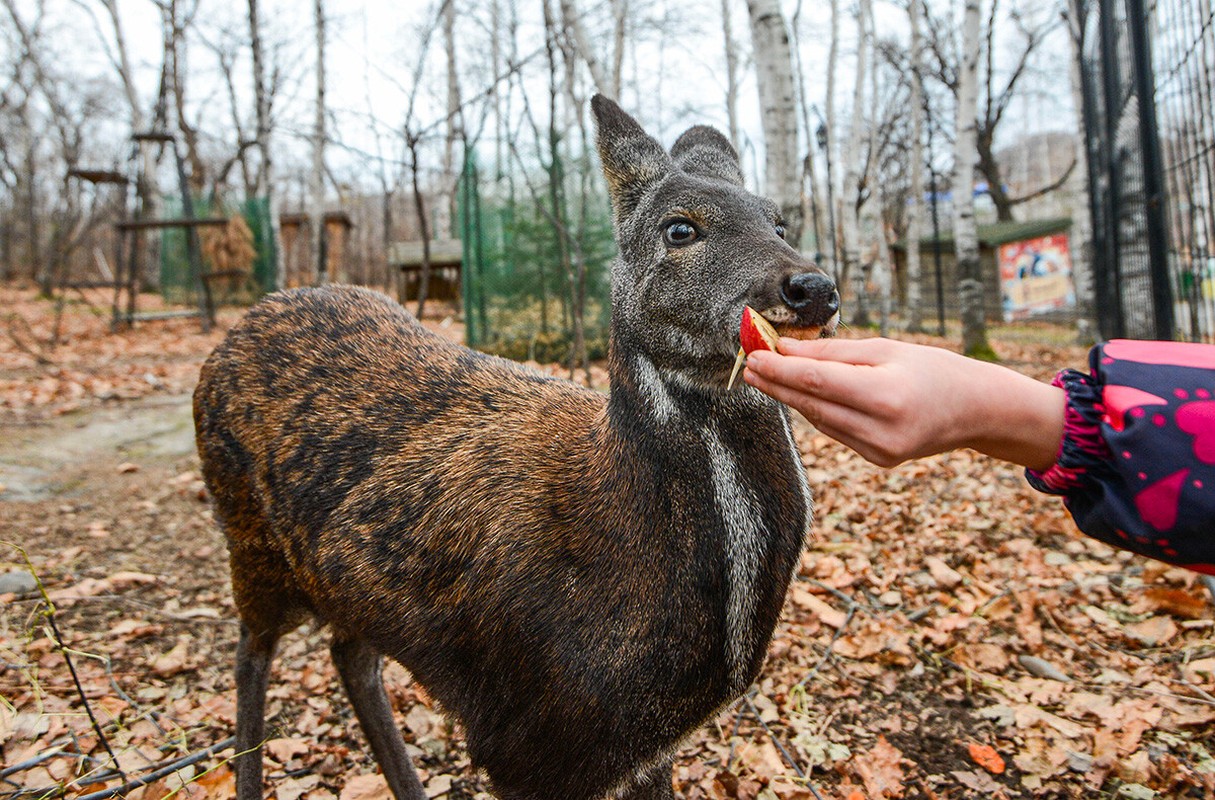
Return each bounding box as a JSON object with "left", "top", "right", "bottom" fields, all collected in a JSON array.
[{"left": 998, "top": 233, "right": 1075, "bottom": 321}]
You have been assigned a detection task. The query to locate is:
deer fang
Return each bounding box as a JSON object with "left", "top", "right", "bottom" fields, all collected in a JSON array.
[{"left": 727, "top": 306, "right": 781, "bottom": 390}]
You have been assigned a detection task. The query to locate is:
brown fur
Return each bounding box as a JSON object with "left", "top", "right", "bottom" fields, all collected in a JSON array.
[{"left": 194, "top": 96, "right": 839, "bottom": 800}]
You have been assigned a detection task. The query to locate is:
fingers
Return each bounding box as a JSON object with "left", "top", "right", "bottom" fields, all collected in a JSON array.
[
  {"left": 744, "top": 348, "right": 880, "bottom": 409},
  {"left": 743, "top": 368, "right": 909, "bottom": 467},
  {"left": 774, "top": 336, "right": 897, "bottom": 365}
]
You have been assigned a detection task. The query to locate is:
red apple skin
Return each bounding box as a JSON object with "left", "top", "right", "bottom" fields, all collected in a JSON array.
[{"left": 739, "top": 306, "right": 780, "bottom": 355}]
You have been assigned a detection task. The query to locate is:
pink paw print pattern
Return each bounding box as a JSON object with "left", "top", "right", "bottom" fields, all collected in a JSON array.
[{"left": 1032, "top": 340, "right": 1215, "bottom": 576}]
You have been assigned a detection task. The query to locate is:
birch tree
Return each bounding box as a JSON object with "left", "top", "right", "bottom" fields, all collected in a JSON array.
[
  {"left": 309, "top": 0, "right": 327, "bottom": 284},
  {"left": 864, "top": 0, "right": 892, "bottom": 335},
  {"left": 954, "top": 0, "right": 993, "bottom": 358},
  {"left": 1066, "top": 0, "right": 1096, "bottom": 341},
  {"left": 824, "top": 0, "right": 841, "bottom": 277},
  {"left": 248, "top": 0, "right": 282, "bottom": 288},
  {"left": 840, "top": 0, "right": 872, "bottom": 325},
  {"left": 721, "top": 0, "right": 742, "bottom": 154},
  {"left": 905, "top": 0, "right": 927, "bottom": 332},
  {"left": 747, "top": 0, "right": 803, "bottom": 247}
]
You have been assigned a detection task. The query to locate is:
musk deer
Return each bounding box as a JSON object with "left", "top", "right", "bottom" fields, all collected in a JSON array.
[{"left": 194, "top": 95, "right": 840, "bottom": 800}]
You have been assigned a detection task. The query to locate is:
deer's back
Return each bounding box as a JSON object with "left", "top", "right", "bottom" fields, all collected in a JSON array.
[{"left": 195, "top": 287, "right": 724, "bottom": 796}]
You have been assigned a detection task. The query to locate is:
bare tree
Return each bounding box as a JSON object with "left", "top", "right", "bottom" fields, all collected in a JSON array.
[
  {"left": 955, "top": 0, "right": 993, "bottom": 358},
  {"left": 246, "top": 0, "right": 282, "bottom": 289},
  {"left": 1066, "top": 0, "right": 1096, "bottom": 340},
  {"left": 309, "top": 0, "right": 327, "bottom": 283},
  {"left": 746, "top": 0, "right": 803, "bottom": 246},
  {"left": 791, "top": 0, "right": 826, "bottom": 262},
  {"left": 721, "top": 0, "right": 742, "bottom": 153},
  {"left": 558, "top": 0, "right": 609, "bottom": 96},
  {"left": 840, "top": 0, "right": 872, "bottom": 326},
  {"left": 864, "top": 0, "right": 892, "bottom": 335},
  {"left": 161, "top": 0, "right": 207, "bottom": 197},
  {"left": 976, "top": 0, "right": 1067, "bottom": 222},
  {"left": 824, "top": 0, "right": 842, "bottom": 278},
  {"left": 904, "top": 0, "right": 927, "bottom": 332},
  {"left": 609, "top": 0, "right": 628, "bottom": 98},
  {"left": 924, "top": 0, "right": 1069, "bottom": 223}
]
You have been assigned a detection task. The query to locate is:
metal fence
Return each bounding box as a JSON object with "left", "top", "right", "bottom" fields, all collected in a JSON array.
[
  {"left": 1079, "top": 0, "right": 1215, "bottom": 341},
  {"left": 457, "top": 152, "right": 616, "bottom": 366}
]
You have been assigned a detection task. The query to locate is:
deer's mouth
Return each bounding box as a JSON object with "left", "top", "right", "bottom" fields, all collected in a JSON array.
[{"left": 757, "top": 307, "right": 841, "bottom": 340}]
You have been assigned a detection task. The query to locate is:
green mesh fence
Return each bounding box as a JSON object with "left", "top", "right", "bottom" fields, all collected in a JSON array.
[
  {"left": 458, "top": 150, "right": 616, "bottom": 364},
  {"left": 160, "top": 196, "right": 277, "bottom": 304}
]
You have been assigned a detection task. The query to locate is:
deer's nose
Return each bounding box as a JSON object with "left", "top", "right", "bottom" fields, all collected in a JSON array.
[{"left": 780, "top": 272, "right": 840, "bottom": 323}]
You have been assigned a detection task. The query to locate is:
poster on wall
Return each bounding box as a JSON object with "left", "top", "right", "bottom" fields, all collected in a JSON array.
[{"left": 998, "top": 233, "right": 1075, "bottom": 322}]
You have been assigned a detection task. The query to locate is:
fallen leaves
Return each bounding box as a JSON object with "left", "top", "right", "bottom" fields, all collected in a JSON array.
[
  {"left": 4, "top": 296, "right": 1215, "bottom": 799},
  {"left": 967, "top": 742, "right": 1006, "bottom": 774}
]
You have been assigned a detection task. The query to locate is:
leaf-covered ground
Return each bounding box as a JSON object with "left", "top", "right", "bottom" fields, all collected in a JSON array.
[{"left": 3, "top": 286, "right": 1214, "bottom": 800}]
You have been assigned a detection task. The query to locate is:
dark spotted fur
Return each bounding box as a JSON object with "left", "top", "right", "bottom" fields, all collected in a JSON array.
[{"left": 194, "top": 96, "right": 838, "bottom": 800}]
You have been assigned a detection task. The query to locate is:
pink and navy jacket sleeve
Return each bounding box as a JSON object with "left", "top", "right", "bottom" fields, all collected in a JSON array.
[{"left": 1026, "top": 340, "right": 1215, "bottom": 575}]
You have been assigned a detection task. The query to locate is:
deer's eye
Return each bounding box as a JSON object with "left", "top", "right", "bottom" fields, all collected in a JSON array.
[
  {"left": 775, "top": 223, "right": 787, "bottom": 240},
  {"left": 663, "top": 220, "right": 700, "bottom": 247}
]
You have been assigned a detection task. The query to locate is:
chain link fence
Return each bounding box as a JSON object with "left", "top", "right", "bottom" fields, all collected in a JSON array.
[
  {"left": 457, "top": 151, "right": 616, "bottom": 365},
  {"left": 1078, "top": 0, "right": 1215, "bottom": 341}
]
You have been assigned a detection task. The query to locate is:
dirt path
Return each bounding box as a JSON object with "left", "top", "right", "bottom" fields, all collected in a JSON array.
[{"left": 0, "top": 394, "right": 196, "bottom": 501}]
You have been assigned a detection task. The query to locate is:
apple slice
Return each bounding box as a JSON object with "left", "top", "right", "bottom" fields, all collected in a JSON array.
[
  {"left": 739, "top": 306, "right": 781, "bottom": 354},
  {"left": 727, "top": 306, "right": 781, "bottom": 390}
]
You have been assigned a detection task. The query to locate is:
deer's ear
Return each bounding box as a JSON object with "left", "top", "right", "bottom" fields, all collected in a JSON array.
[
  {"left": 592, "top": 95, "right": 672, "bottom": 221},
  {"left": 670, "top": 126, "right": 744, "bottom": 187}
]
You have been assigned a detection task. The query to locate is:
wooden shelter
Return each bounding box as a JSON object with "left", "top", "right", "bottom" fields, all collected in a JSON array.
[
  {"left": 389, "top": 239, "right": 462, "bottom": 302},
  {"left": 279, "top": 211, "right": 354, "bottom": 287}
]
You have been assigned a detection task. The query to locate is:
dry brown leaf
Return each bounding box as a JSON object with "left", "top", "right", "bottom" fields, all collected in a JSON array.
[
  {"left": 151, "top": 635, "right": 191, "bottom": 677},
  {"left": 788, "top": 585, "right": 848, "bottom": 628},
  {"left": 851, "top": 735, "right": 907, "bottom": 798},
  {"left": 924, "top": 556, "right": 963, "bottom": 589},
  {"left": 953, "top": 643, "right": 1011, "bottom": 673},
  {"left": 967, "top": 742, "right": 1006, "bottom": 774},
  {"left": 1136, "top": 587, "right": 1209, "bottom": 620},
  {"left": 1124, "top": 615, "right": 1178, "bottom": 646},
  {"left": 832, "top": 619, "right": 913, "bottom": 664},
  {"left": 265, "top": 737, "right": 311, "bottom": 763}
]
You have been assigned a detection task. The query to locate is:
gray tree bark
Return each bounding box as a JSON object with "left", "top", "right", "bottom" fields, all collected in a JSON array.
[
  {"left": 722, "top": 0, "right": 742, "bottom": 154},
  {"left": 841, "top": 0, "right": 871, "bottom": 326},
  {"left": 746, "top": 0, "right": 803, "bottom": 247},
  {"left": 954, "top": 0, "right": 992, "bottom": 357},
  {"left": 905, "top": 0, "right": 927, "bottom": 332},
  {"left": 309, "top": 0, "right": 327, "bottom": 284},
  {"left": 1066, "top": 0, "right": 1096, "bottom": 342}
]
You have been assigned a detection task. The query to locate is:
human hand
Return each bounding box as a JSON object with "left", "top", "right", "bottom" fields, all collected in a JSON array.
[{"left": 743, "top": 337, "right": 1065, "bottom": 470}]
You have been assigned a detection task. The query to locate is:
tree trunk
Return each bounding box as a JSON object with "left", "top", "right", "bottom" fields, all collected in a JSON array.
[
  {"left": 865, "top": 0, "right": 890, "bottom": 336},
  {"left": 746, "top": 0, "right": 803, "bottom": 247},
  {"left": 248, "top": 0, "right": 282, "bottom": 291},
  {"left": 407, "top": 131, "right": 433, "bottom": 318},
  {"left": 310, "top": 0, "right": 327, "bottom": 284},
  {"left": 977, "top": 127, "right": 1016, "bottom": 222},
  {"left": 955, "top": 0, "right": 992, "bottom": 358},
  {"left": 791, "top": 0, "right": 826, "bottom": 263},
  {"left": 721, "top": 0, "right": 742, "bottom": 154},
  {"left": 824, "top": 0, "right": 840, "bottom": 280},
  {"left": 99, "top": 0, "right": 162, "bottom": 289},
  {"left": 558, "top": 0, "right": 609, "bottom": 95},
  {"left": 840, "top": 0, "right": 871, "bottom": 326},
  {"left": 905, "top": 0, "right": 927, "bottom": 332},
  {"left": 1066, "top": 0, "right": 1096, "bottom": 342},
  {"left": 610, "top": 0, "right": 627, "bottom": 98}
]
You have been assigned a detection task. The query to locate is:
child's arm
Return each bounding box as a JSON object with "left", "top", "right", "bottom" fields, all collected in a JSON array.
[
  {"left": 742, "top": 337, "right": 1065, "bottom": 470},
  {"left": 745, "top": 337, "right": 1215, "bottom": 575}
]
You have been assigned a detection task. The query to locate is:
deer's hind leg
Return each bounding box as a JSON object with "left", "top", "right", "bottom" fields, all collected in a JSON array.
[
  {"left": 227, "top": 536, "right": 311, "bottom": 800},
  {"left": 331, "top": 636, "right": 427, "bottom": 800}
]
